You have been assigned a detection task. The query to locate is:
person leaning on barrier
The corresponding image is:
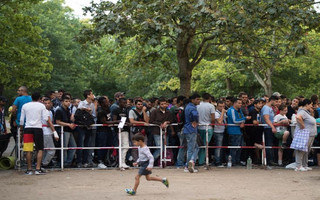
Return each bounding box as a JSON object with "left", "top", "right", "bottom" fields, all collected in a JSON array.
[
  {"left": 197, "top": 93, "right": 215, "bottom": 166},
  {"left": 245, "top": 99, "right": 264, "bottom": 164},
  {"left": 55, "top": 95, "right": 77, "bottom": 168},
  {"left": 41, "top": 98, "right": 59, "bottom": 167},
  {"left": 213, "top": 100, "right": 227, "bottom": 167},
  {"left": 149, "top": 97, "right": 174, "bottom": 165},
  {"left": 76, "top": 90, "right": 96, "bottom": 168},
  {"left": 96, "top": 96, "right": 118, "bottom": 169},
  {"left": 112, "top": 98, "right": 130, "bottom": 169},
  {"left": 261, "top": 95, "right": 279, "bottom": 166},
  {"left": 20, "top": 92, "right": 49, "bottom": 175},
  {"left": 129, "top": 99, "right": 150, "bottom": 162},
  {"left": 227, "top": 97, "right": 251, "bottom": 166}
]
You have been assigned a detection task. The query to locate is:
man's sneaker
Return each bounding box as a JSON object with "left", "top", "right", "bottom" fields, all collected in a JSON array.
[
  {"left": 304, "top": 167, "right": 312, "bottom": 171},
  {"left": 25, "top": 170, "right": 33, "bottom": 175},
  {"left": 281, "top": 143, "right": 287, "bottom": 150},
  {"left": 162, "top": 178, "right": 169, "bottom": 188},
  {"left": 125, "top": 189, "right": 136, "bottom": 195},
  {"left": 83, "top": 163, "right": 89, "bottom": 168},
  {"left": 77, "top": 163, "right": 82, "bottom": 168},
  {"left": 35, "top": 169, "right": 46, "bottom": 175},
  {"left": 217, "top": 164, "right": 224, "bottom": 168},
  {"left": 188, "top": 161, "right": 194, "bottom": 173},
  {"left": 294, "top": 167, "right": 308, "bottom": 172},
  {"left": 98, "top": 163, "right": 107, "bottom": 169},
  {"left": 122, "top": 164, "right": 130, "bottom": 169},
  {"left": 183, "top": 167, "right": 189, "bottom": 173}
]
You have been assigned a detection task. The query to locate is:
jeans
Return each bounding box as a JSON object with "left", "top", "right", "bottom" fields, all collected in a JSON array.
[
  {"left": 229, "top": 134, "right": 242, "bottom": 164},
  {"left": 76, "top": 127, "right": 91, "bottom": 164},
  {"left": 96, "top": 131, "right": 107, "bottom": 161},
  {"left": 152, "top": 134, "right": 169, "bottom": 162},
  {"left": 185, "top": 133, "right": 199, "bottom": 164},
  {"left": 264, "top": 128, "right": 275, "bottom": 164},
  {"left": 176, "top": 131, "right": 187, "bottom": 167},
  {"left": 213, "top": 132, "right": 224, "bottom": 165},
  {"left": 87, "top": 128, "right": 96, "bottom": 164},
  {"left": 63, "top": 131, "right": 76, "bottom": 165},
  {"left": 198, "top": 129, "right": 213, "bottom": 165}
]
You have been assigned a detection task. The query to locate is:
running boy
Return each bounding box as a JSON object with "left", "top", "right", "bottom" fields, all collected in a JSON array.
[
  {"left": 125, "top": 133, "right": 169, "bottom": 195},
  {"left": 274, "top": 104, "right": 290, "bottom": 166}
]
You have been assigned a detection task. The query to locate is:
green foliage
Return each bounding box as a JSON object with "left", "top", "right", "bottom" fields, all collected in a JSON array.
[
  {"left": 0, "top": 0, "right": 52, "bottom": 94},
  {"left": 29, "top": 0, "right": 86, "bottom": 98}
]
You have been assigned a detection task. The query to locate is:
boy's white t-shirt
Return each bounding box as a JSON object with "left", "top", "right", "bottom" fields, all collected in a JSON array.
[{"left": 274, "top": 114, "right": 288, "bottom": 132}]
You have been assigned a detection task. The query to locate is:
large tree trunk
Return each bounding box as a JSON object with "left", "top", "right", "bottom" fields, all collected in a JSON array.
[
  {"left": 178, "top": 56, "right": 192, "bottom": 97},
  {"left": 176, "top": 31, "right": 194, "bottom": 97},
  {"left": 226, "top": 77, "right": 232, "bottom": 95},
  {"left": 0, "top": 84, "right": 4, "bottom": 96}
]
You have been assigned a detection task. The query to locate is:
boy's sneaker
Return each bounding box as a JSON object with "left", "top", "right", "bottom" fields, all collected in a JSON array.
[
  {"left": 162, "top": 178, "right": 169, "bottom": 188},
  {"left": 125, "top": 189, "right": 136, "bottom": 195},
  {"left": 188, "top": 160, "right": 194, "bottom": 173},
  {"left": 98, "top": 163, "right": 107, "bottom": 169},
  {"left": 193, "top": 168, "right": 199, "bottom": 173},
  {"left": 25, "top": 170, "right": 33, "bottom": 175},
  {"left": 35, "top": 169, "right": 46, "bottom": 175}
]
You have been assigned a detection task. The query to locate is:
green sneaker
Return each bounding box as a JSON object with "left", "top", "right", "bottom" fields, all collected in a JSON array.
[
  {"left": 125, "top": 189, "right": 136, "bottom": 195},
  {"left": 162, "top": 178, "right": 169, "bottom": 188}
]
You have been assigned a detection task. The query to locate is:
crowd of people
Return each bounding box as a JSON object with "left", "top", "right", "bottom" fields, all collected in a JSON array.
[{"left": 0, "top": 86, "right": 320, "bottom": 174}]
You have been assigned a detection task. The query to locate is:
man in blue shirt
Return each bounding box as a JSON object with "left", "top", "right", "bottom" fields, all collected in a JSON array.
[
  {"left": 183, "top": 93, "right": 201, "bottom": 173},
  {"left": 12, "top": 86, "right": 32, "bottom": 127},
  {"left": 227, "top": 97, "right": 251, "bottom": 165},
  {"left": 261, "top": 95, "right": 279, "bottom": 166}
]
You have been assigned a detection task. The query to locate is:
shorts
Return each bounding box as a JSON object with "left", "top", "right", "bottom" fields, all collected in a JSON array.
[
  {"left": 138, "top": 161, "right": 152, "bottom": 176},
  {"left": 275, "top": 131, "right": 286, "bottom": 146},
  {"left": 23, "top": 128, "right": 44, "bottom": 152}
]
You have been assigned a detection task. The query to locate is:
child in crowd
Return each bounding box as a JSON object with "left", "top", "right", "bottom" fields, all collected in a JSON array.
[
  {"left": 274, "top": 104, "right": 290, "bottom": 166},
  {"left": 125, "top": 133, "right": 169, "bottom": 195}
]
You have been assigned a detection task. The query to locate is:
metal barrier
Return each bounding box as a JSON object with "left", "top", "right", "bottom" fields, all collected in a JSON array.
[{"left": 16, "top": 123, "right": 320, "bottom": 170}]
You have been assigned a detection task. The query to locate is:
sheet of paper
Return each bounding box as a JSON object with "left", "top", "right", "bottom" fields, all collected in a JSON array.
[{"left": 118, "top": 117, "right": 127, "bottom": 128}]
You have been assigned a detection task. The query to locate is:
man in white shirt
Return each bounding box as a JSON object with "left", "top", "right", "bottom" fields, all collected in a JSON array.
[
  {"left": 197, "top": 93, "right": 215, "bottom": 166},
  {"left": 20, "top": 92, "right": 49, "bottom": 175}
]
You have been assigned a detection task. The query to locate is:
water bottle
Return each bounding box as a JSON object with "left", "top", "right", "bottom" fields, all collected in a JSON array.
[
  {"left": 227, "top": 155, "right": 232, "bottom": 168},
  {"left": 247, "top": 156, "right": 252, "bottom": 170}
]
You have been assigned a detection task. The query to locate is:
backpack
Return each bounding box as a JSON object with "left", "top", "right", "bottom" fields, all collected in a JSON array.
[
  {"left": 173, "top": 107, "right": 185, "bottom": 124},
  {"left": 74, "top": 109, "right": 94, "bottom": 126},
  {"left": 131, "top": 109, "right": 147, "bottom": 135}
]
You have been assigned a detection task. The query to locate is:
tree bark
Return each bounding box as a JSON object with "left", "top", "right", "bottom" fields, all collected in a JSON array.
[
  {"left": 252, "top": 68, "right": 272, "bottom": 96},
  {"left": 176, "top": 30, "right": 195, "bottom": 97},
  {"left": 0, "top": 84, "right": 4, "bottom": 96},
  {"left": 226, "top": 77, "right": 232, "bottom": 95}
]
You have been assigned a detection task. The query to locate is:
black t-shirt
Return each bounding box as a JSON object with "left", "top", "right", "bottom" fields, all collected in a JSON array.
[
  {"left": 97, "top": 107, "right": 111, "bottom": 133},
  {"left": 286, "top": 105, "right": 295, "bottom": 121},
  {"left": 55, "top": 106, "right": 72, "bottom": 132},
  {"left": 246, "top": 108, "right": 263, "bottom": 133},
  {"left": 112, "top": 107, "right": 129, "bottom": 132}
]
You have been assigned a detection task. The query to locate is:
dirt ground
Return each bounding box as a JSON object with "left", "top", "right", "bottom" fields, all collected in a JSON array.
[{"left": 0, "top": 167, "right": 319, "bottom": 200}]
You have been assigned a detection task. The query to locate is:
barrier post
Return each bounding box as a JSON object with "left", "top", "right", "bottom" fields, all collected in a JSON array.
[
  {"left": 61, "top": 126, "right": 64, "bottom": 171},
  {"left": 160, "top": 127, "right": 163, "bottom": 168},
  {"left": 17, "top": 127, "right": 21, "bottom": 170},
  {"left": 163, "top": 127, "right": 167, "bottom": 168},
  {"left": 262, "top": 131, "right": 267, "bottom": 166},
  {"left": 205, "top": 125, "right": 209, "bottom": 167},
  {"left": 118, "top": 128, "right": 122, "bottom": 168}
]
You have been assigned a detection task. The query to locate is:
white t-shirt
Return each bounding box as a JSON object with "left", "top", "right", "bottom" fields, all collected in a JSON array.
[
  {"left": 20, "top": 102, "right": 49, "bottom": 128},
  {"left": 214, "top": 110, "right": 227, "bottom": 133},
  {"left": 42, "top": 110, "right": 53, "bottom": 135},
  {"left": 197, "top": 102, "right": 215, "bottom": 130},
  {"left": 274, "top": 114, "right": 288, "bottom": 132}
]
